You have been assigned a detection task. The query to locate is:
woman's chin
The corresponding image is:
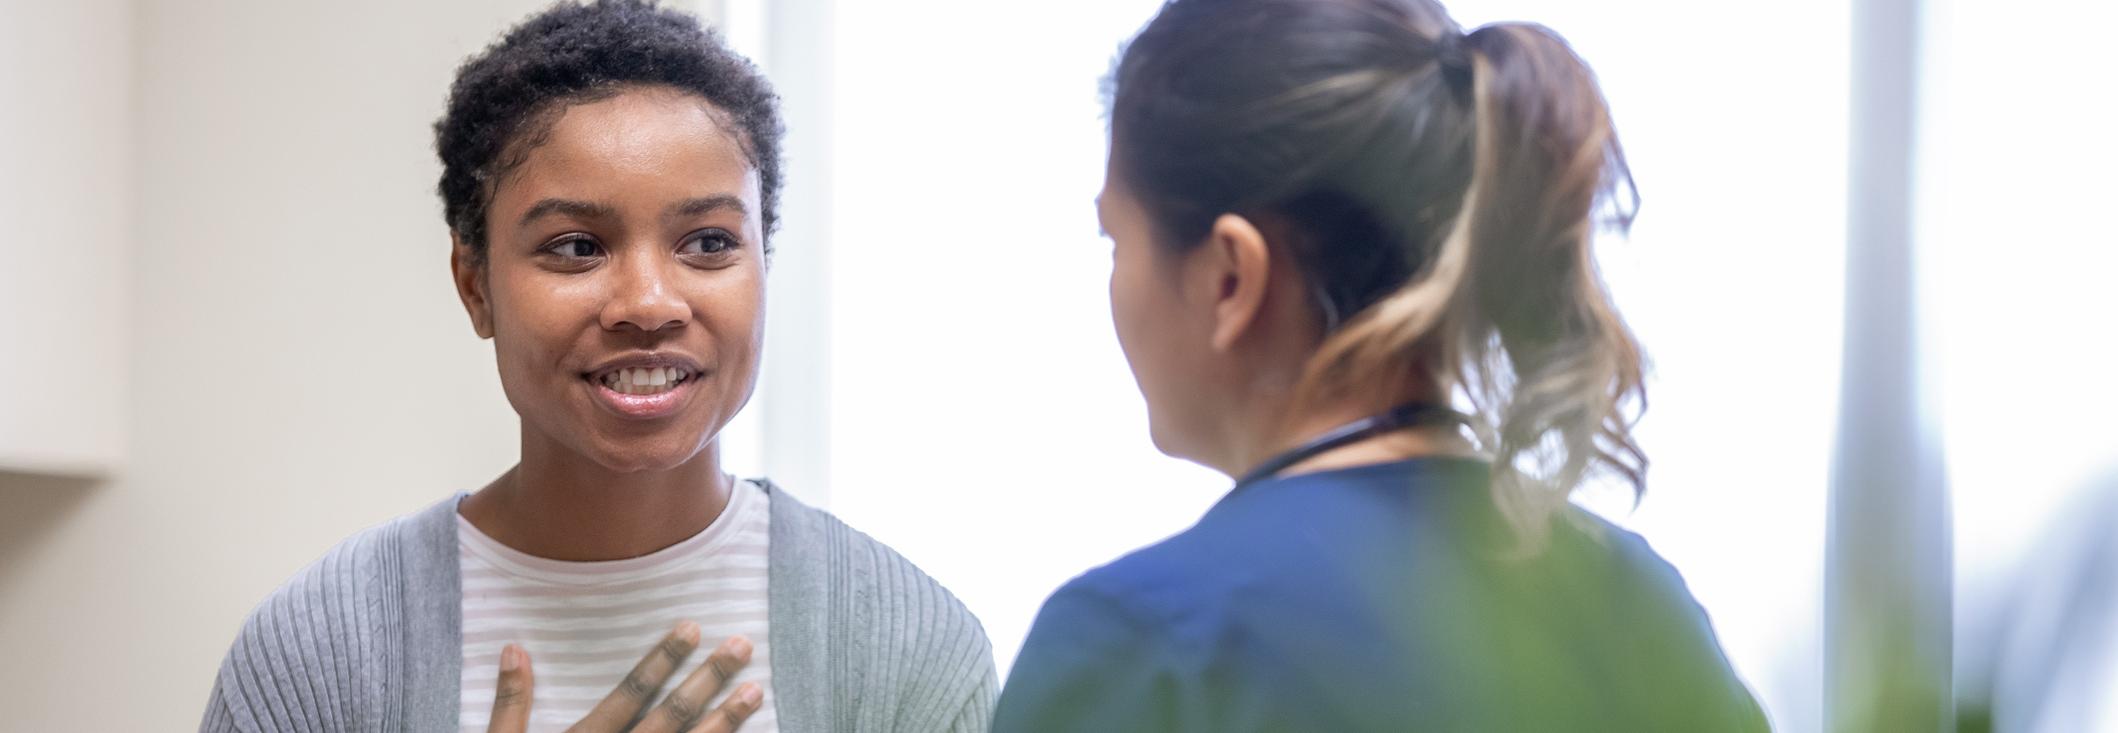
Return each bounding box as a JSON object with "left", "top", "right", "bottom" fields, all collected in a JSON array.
[
  {"left": 581, "top": 440, "right": 708, "bottom": 475},
  {"left": 1146, "top": 420, "right": 1189, "bottom": 460}
]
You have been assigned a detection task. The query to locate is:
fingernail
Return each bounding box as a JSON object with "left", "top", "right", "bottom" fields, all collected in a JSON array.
[
  {"left": 501, "top": 644, "right": 520, "bottom": 672},
  {"left": 739, "top": 683, "right": 761, "bottom": 705},
  {"left": 729, "top": 635, "right": 752, "bottom": 658},
  {"left": 676, "top": 621, "right": 700, "bottom": 645}
]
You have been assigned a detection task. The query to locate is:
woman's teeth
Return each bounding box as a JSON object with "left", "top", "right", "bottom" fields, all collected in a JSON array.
[{"left": 599, "top": 366, "right": 692, "bottom": 395}]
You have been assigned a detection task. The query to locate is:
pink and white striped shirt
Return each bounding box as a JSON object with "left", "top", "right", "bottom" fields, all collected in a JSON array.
[{"left": 456, "top": 479, "right": 777, "bottom": 732}]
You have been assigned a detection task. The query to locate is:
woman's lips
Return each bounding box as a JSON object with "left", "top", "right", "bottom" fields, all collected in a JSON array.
[{"left": 587, "top": 373, "right": 695, "bottom": 420}]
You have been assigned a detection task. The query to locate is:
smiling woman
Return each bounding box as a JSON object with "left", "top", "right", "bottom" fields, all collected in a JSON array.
[
  {"left": 454, "top": 87, "right": 768, "bottom": 483},
  {"left": 197, "top": 2, "right": 995, "bottom": 732}
]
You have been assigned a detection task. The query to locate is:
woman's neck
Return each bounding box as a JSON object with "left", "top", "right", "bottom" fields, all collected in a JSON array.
[
  {"left": 457, "top": 429, "right": 734, "bottom": 562},
  {"left": 1225, "top": 397, "right": 1480, "bottom": 481}
]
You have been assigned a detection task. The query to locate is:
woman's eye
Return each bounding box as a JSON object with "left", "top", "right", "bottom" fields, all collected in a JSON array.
[
  {"left": 545, "top": 237, "right": 603, "bottom": 258},
  {"left": 680, "top": 231, "right": 739, "bottom": 256}
]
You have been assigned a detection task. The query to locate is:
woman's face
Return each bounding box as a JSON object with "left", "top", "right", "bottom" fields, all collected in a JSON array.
[
  {"left": 1099, "top": 163, "right": 1222, "bottom": 463},
  {"left": 455, "top": 86, "right": 765, "bottom": 474}
]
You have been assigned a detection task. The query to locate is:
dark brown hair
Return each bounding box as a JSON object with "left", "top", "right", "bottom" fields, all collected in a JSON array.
[
  {"left": 1110, "top": 0, "right": 1646, "bottom": 547},
  {"left": 436, "top": 0, "right": 784, "bottom": 262}
]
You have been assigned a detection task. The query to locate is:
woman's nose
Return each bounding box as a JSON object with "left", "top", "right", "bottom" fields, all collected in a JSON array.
[{"left": 600, "top": 253, "right": 689, "bottom": 333}]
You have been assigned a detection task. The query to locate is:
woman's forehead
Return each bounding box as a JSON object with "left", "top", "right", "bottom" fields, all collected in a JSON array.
[{"left": 498, "top": 89, "right": 760, "bottom": 209}]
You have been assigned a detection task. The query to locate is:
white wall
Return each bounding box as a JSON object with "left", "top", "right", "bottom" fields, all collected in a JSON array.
[
  {"left": 0, "top": 0, "right": 131, "bottom": 476},
  {"left": 0, "top": 1, "right": 560, "bottom": 727}
]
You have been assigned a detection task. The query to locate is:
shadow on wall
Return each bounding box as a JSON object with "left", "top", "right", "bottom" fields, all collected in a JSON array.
[{"left": 0, "top": 471, "right": 101, "bottom": 589}]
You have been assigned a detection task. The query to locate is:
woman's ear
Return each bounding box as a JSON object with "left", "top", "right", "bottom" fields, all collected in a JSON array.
[
  {"left": 1202, "top": 213, "right": 1273, "bottom": 353},
  {"left": 451, "top": 235, "right": 495, "bottom": 339}
]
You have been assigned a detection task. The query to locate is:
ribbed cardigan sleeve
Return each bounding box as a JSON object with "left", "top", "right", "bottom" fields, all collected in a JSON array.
[
  {"left": 199, "top": 676, "right": 240, "bottom": 733},
  {"left": 946, "top": 674, "right": 1000, "bottom": 733},
  {"left": 198, "top": 520, "right": 405, "bottom": 732},
  {"left": 765, "top": 483, "right": 999, "bottom": 733}
]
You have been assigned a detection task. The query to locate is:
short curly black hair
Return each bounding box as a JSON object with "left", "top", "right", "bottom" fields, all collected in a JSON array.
[{"left": 435, "top": 0, "right": 784, "bottom": 260}]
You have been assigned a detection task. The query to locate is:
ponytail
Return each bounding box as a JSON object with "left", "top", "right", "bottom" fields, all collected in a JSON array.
[{"left": 1299, "top": 23, "right": 1646, "bottom": 550}]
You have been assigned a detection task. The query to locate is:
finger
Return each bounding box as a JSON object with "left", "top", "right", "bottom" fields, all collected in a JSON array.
[
  {"left": 486, "top": 644, "right": 535, "bottom": 733},
  {"left": 633, "top": 635, "right": 754, "bottom": 733},
  {"left": 576, "top": 621, "right": 702, "bottom": 729},
  {"left": 686, "top": 682, "right": 763, "bottom": 733}
]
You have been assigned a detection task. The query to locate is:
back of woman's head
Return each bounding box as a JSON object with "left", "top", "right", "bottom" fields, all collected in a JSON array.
[{"left": 1110, "top": 0, "right": 1646, "bottom": 546}]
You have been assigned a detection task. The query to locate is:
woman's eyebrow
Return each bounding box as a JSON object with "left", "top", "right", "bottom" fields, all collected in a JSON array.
[
  {"left": 519, "top": 198, "right": 614, "bottom": 227},
  {"left": 665, "top": 194, "right": 748, "bottom": 221}
]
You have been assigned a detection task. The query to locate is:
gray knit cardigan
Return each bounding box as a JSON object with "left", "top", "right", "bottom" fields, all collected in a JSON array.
[{"left": 200, "top": 482, "right": 997, "bottom": 732}]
